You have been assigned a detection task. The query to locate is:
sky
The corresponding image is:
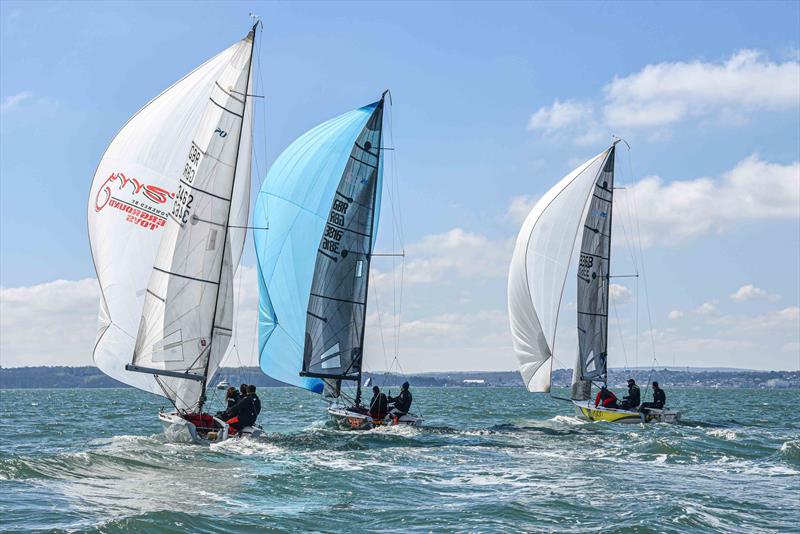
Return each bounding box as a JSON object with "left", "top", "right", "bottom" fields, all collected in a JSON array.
[{"left": 0, "top": 1, "right": 798, "bottom": 373}]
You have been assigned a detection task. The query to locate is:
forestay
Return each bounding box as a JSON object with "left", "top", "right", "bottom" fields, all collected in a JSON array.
[
  {"left": 254, "top": 101, "right": 384, "bottom": 394},
  {"left": 574, "top": 148, "right": 615, "bottom": 399},
  {"left": 130, "top": 32, "right": 254, "bottom": 411},
  {"left": 507, "top": 149, "right": 610, "bottom": 392},
  {"left": 87, "top": 34, "right": 254, "bottom": 400}
]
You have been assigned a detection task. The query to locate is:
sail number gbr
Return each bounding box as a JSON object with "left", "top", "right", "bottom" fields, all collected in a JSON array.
[
  {"left": 322, "top": 199, "right": 349, "bottom": 254},
  {"left": 172, "top": 142, "right": 202, "bottom": 224},
  {"left": 578, "top": 253, "right": 594, "bottom": 280}
]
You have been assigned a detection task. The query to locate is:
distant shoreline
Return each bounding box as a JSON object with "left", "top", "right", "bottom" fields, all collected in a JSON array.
[{"left": 1, "top": 366, "right": 798, "bottom": 389}]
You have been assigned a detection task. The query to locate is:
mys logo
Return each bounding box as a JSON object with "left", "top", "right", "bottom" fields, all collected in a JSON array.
[{"left": 95, "top": 172, "right": 174, "bottom": 212}]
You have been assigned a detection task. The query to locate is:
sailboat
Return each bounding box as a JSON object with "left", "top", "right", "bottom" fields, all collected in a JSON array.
[
  {"left": 254, "top": 93, "right": 423, "bottom": 430},
  {"left": 507, "top": 142, "right": 680, "bottom": 424},
  {"left": 88, "top": 23, "right": 264, "bottom": 443}
]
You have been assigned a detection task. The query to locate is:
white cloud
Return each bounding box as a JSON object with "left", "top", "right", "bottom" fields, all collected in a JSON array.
[
  {"left": 695, "top": 301, "right": 719, "bottom": 316},
  {"left": 604, "top": 50, "right": 800, "bottom": 128},
  {"left": 730, "top": 284, "right": 779, "bottom": 302},
  {"left": 609, "top": 284, "right": 632, "bottom": 304},
  {"left": 1, "top": 278, "right": 99, "bottom": 366},
  {"left": 668, "top": 310, "right": 684, "bottom": 320},
  {"left": 399, "top": 228, "right": 513, "bottom": 284},
  {"left": 528, "top": 50, "right": 800, "bottom": 140},
  {"left": 527, "top": 99, "right": 593, "bottom": 132},
  {"left": 0, "top": 268, "right": 262, "bottom": 369},
  {"left": 617, "top": 155, "right": 799, "bottom": 246},
  {"left": 505, "top": 195, "right": 539, "bottom": 224},
  {"left": 0, "top": 91, "right": 33, "bottom": 113}
]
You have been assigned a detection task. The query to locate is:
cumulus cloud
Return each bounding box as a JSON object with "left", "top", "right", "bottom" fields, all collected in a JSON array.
[
  {"left": 616, "top": 155, "right": 799, "bottom": 246},
  {"left": 1, "top": 279, "right": 99, "bottom": 366},
  {"left": 527, "top": 99, "right": 594, "bottom": 132},
  {"left": 609, "top": 284, "right": 632, "bottom": 304},
  {"left": 399, "top": 228, "right": 514, "bottom": 284},
  {"left": 505, "top": 195, "right": 540, "bottom": 224},
  {"left": 604, "top": 50, "right": 800, "bottom": 128},
  {"left": 0, "top": 91, "right": 32, "bottom": 113},
  {"left": 528, "top": 50, "right": 800, "bottom": 140},
  {"left": 695, "top": 301, "right": 719, "bottom": 316},
  {"left": 730, "top": 284, "right": 779, "bottom": 302},
  {"left": 0, "top": 267, "right": 262, "bottom": 369},
  {"left": 668, "top": 310, "right": 684, "bottom": 320}
]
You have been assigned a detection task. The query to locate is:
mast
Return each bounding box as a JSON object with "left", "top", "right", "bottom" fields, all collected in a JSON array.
[
  {"left": 353, "top": 91, "right": 387, "bottom": 406},
  {"left": 198, "top": 23, "right": 257, "bottom": 411}
]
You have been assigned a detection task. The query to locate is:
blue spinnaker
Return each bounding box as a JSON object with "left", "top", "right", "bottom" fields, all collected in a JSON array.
[{"left": 254, "top": 102, "right": 383, "bottom": 393}]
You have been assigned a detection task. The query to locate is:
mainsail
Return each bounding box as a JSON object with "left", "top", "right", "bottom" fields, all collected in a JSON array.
[
  {"left": 573, "top": 149, "right": 615, "bottom": 399},
  {"left": 254, "top": 97, "right": 385, "bottom": 397},
  {"left": 507, "top": 147, "right": 612, "bottom": 393},
  {"left": 88, "top": 29, "right": 256, "bottom": 409}
]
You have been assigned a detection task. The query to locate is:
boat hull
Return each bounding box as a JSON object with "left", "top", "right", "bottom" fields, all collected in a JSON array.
[
  {"left": 159, "top": 412, "right": 263, "bottom": 444},
  {"left": 327, "top": 406, "right": 423, "bottom": 431},
  {"left": 573, "top": 401, "right": 681, "bottom": 424}
]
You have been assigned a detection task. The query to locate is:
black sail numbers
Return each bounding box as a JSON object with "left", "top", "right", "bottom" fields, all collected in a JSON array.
[{"left": 302, "top": 103, "right": 384, "bottom": 381}]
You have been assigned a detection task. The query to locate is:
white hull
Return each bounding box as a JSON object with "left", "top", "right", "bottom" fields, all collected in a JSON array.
[
  {"left": 327, "top": 405, "right": 423, "bottom": 431},
  {"left": 573, "top": 400, "right": 681, "bottom": 424},
  {"left": 159, "top": 412, "right": 263, "bottom": 445}
]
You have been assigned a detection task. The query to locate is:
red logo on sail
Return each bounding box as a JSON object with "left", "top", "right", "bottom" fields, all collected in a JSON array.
[{"left": 95, "top": 172, "right": 173, "bottom": 231}]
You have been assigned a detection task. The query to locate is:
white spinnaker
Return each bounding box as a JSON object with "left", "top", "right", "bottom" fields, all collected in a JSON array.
[
  {"left": 132, "top": 34, "right": 254, "bottom": 411},
  {"left": 87, "top": 37, "right": 250, "bottom": 397},
  {"left": 507, "top": 149, "right": 609, "bottom": 392}
]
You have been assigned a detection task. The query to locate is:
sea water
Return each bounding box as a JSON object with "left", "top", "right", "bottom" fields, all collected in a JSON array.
[{"left": 1, "top": 387, "right": 798, "bottom": 533}]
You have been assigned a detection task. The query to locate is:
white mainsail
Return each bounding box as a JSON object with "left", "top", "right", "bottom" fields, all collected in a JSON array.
[
  {"left": 88, "top": 31, "right": 255, "bottom": 408},
  {"left": 507, "top": 149, "right": 610, "bottom": 392}
]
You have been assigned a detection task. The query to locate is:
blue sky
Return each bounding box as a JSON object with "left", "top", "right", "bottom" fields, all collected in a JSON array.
[{"left": 1, "top": 1, "right": 798, "bottom": 371}]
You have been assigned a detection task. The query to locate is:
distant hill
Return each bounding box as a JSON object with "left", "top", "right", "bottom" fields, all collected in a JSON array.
[{"left": 0, "top": 366, "right": 798, "bottom": 389}]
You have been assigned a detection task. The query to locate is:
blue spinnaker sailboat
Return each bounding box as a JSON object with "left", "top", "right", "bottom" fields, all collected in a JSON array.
[{"left": 254, "top": 93, "right": 422, "bottom": 429}]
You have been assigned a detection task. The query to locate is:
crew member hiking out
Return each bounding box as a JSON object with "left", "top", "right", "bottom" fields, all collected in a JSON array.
[
  {"left": 594, "top": 384, "right": 618, "bottom": 409},
  {"left": 640, "top": 381, "right": 666, "bottom": 411},
  {"left": 225, "top": 387, "right": 259, "bottom": 435},
  {"left": 369, "top": 386, "right": 388, "bottom": 420},
  {"left": 385, "top": 382, "right": 413, "bottom": 423},
  {"left": 620, "top": 378, "right": 641, "bottom": 410},
  {"left": 249, "top": 385, "right": 261, "bottom": 416}
]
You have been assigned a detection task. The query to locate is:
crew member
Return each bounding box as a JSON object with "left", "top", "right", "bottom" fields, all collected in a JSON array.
[
  {"left": 248, "top": 385, "right": 261, "bottom": 416},
  {"left": 226, "top": 387, "right": 259, "bottom": 434},
  {"left": 594, "top": 384, "right": 618, "bottom": 408},
  {"left": 620, "top": 378, "right": 641, "bottom": 410},
  {"left": 386, "top": 381, "right": 413, "bottom": 422},
  {"left": 224, "top": 386, "right": 240, "bottom": 410},
  {"left": 640, "top": 381, "right": 666, "bottom": 411},
  {"left": 369, "top": 386, "right": 388, "bottom": 419}
]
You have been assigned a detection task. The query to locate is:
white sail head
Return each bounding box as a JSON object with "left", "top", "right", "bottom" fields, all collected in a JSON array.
[
  {"left": 507, "top": 149, "right": 610, "bottom": 392},
  {"left": 87, "top": 32, "right": 254, "bottom": 403}
]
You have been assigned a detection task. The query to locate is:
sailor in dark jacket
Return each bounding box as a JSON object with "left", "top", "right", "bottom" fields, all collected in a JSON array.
[
  {"left": 225, "top": 388, "right": 259, "bottom": 432},
  {"left": 248, "top": 385, "right": 261, "bottom": 416},
  {"left": 225, "top": 386, "right": 240, "bottom": 410},
  {"left": 386, "top": 381, "right": 413, "bottom": 421},
  {"left": 640, "top": 381, "right": 666, "bottom": 411},
  {"left": 620, "top": 378, "right": 641, "bottom": 410},
  {"left": 369, "top": 386, "right": 388, "bottom": 419}
]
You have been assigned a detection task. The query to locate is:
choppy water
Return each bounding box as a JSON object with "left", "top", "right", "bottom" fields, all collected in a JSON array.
[{"left": 1, "top": 387, "right": 798, "bottom": 533}]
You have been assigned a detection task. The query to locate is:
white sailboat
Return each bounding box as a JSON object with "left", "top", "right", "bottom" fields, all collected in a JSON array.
[
  {"left": 88, "top": 23, "right": 264, "bottom": 443},
  {"left": 508, "top": 142, "right": 680, "bottom": 424}
]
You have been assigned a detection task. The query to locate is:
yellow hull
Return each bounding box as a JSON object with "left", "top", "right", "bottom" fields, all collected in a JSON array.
[{"left": 573, "top": 401, "right": 681, "bottom": 424}]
